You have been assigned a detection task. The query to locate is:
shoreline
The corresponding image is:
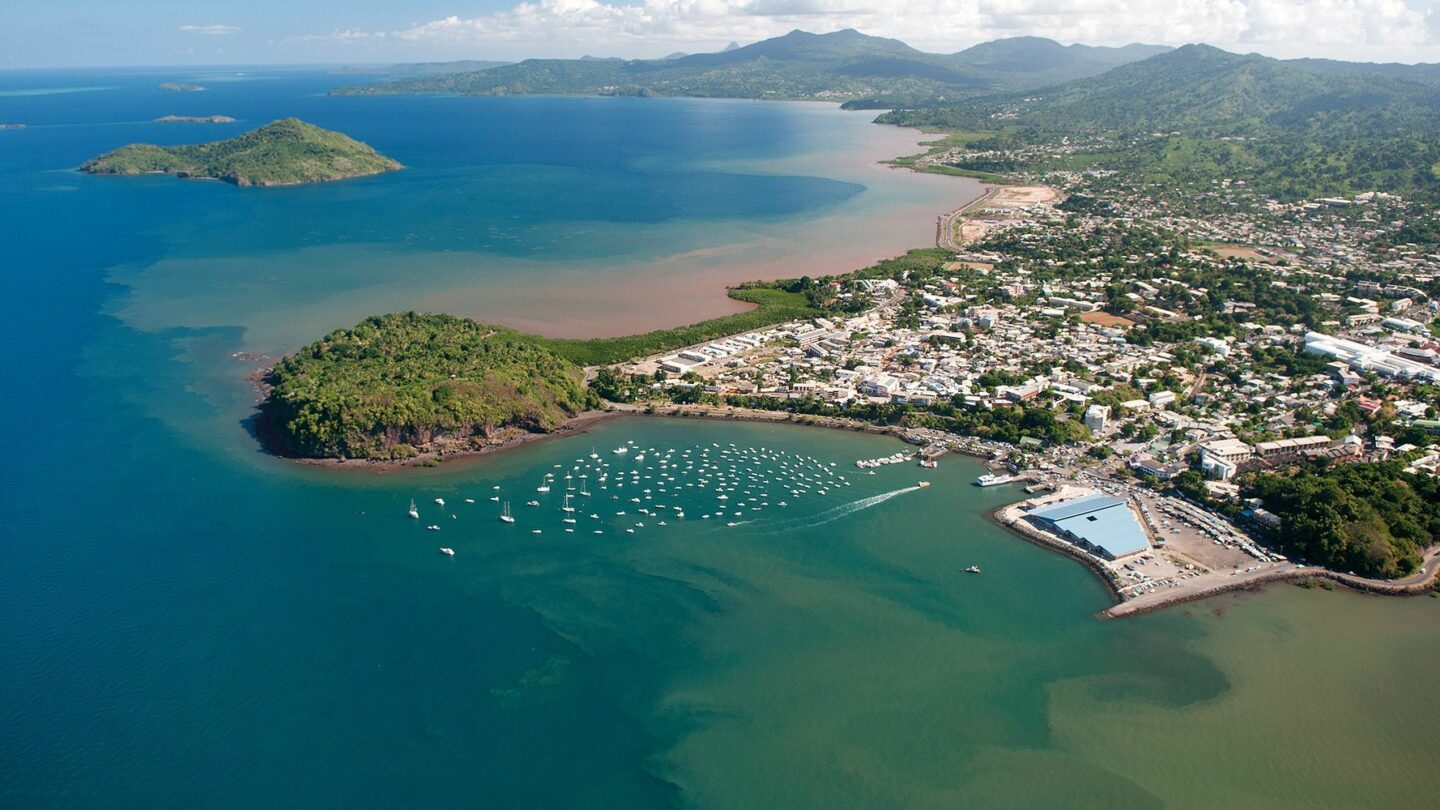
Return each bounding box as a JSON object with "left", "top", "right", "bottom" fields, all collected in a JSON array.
[
  {"left": 280, "top": 409, "right": 620, "bottom": 475},
  {"left": 287, "top": 402, "right": 936, "bottom": 474},
  {"left": 273, "top": 399, "right": 1440, "bottom": 616},
  {"left": 991, "top": 498, "right": 1440, "bottom": 618}
]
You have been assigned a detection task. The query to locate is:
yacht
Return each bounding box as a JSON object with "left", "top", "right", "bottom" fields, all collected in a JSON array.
[
  {"left": 408, "top": 499, "right": 420, "bottom": 520},
  {"left": 966, "top": 565, "right": 981, "bottom": 574},
  {"left": 526, "top": 500, "right": 540, "bottom": 507},
  {"left": 434, "top": 498, "right": 445, "bottom": 507},
  {"left": 537, "top": 475, "right": 551, "bottom": 493},
  {"left": 426, "top": 525, "right": 441, "bottom": 531},
  {"left": 917, "top": 481, "right": 931, "bottom": 488},
  {"left": 499, "top": 502, "right": 515, "bottom": 524},
  {"left": 439, "top": 547, "right": 455, "bottom": 557},
  {"left": 613, "top": 446, "right": 629, "bottom": 455}
]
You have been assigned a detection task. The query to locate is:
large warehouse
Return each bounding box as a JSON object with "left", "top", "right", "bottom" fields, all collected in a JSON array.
[{"left": 1025, "top": 494, "right": 1150, "bottom": 560}]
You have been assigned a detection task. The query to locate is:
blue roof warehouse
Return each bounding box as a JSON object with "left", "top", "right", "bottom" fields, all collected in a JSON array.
[{"left": 1024, "top": 494, "right": 1151, "bottom": 561}]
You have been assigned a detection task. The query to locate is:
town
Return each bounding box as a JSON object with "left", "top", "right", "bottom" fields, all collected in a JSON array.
[{"left": 595, "top": 180, "right": 1440, "bottom": 612}]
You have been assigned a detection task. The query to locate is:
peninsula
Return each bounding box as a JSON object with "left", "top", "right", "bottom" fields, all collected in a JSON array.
[
  {"left": 154, "top": 115, "right": 235, "bottom": 124},
  {"left": 80, "top": 118, "right": 401, "bottom": 186},
  {"left": 258, "top": 313, "right": 594, "bottom": 460}
]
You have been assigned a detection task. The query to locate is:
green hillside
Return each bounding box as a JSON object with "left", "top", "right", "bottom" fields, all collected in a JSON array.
[
  {"left": 260, "top": 313, "right": 593, "bottom": 460},
  {"left": 878, "top": 45, "right": 1440, "bottom": 200},
  {"left": 80, "top": 118, "right": 402, "bottom": 186},
  {"left": 331, "top": 29, "right": 1169, "bottom": 102}
]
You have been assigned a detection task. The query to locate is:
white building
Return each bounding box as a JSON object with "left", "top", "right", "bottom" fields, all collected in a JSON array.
[{"left": 1083, "top": 404, "right": 1110, "bottom": 433}]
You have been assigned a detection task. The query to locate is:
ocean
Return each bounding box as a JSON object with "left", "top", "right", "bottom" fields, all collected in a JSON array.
[{"left": 1, "top": 68, "right": 1438, "bottom": 809}]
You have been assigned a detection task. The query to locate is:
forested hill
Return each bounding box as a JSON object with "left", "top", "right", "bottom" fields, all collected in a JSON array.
[
  {"left": 80, "top": 118, "right": 401, "bottom": 187},
  {"left": 330, "top": 29, "right": 1169, "bottom": 102},
  {"left": 259, "top": 313, "right": 593, "bottom": 460},
  {"left": 878, "top": 45, "right": 1440, "bottom": 201},
  {"left": 961, "top": 44, "right": 1440, "bottom": 137}
]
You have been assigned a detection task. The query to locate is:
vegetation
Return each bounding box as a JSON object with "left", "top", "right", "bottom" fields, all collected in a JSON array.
[
  {"left": 260, "top": 313, "right": 592, "bottom": 460},
  {"left": 879, "top": 45, "right": 1440, "bottom": 202},
  {"left": 539, "top": 287, "right": 821, "bottom": 366},
  {"left": 332, "top": 30, "right": 1168, "bottom": 103},
  {"left": 1244, "top": 461, "right": 1440, "bottom": 578},
  {"left": 80, "top": 118, "right": 401, "bottom": 187}
]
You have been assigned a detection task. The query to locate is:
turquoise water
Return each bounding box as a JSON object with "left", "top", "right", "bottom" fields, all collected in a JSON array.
[{"left": 2, "top": 70, "right": 1439, "bottom": 808}]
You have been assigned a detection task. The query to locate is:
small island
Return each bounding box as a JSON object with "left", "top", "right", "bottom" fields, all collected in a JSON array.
[
  {"left": 154, "top": 115, "right": 236, "bottom": 124},
  {"left": 79, "top": 118, "right": 402, "bottom": 186},
  {"left": 258, "top": 313, "right": 595, "bottom": 461},
  {"left": 157, "top": 82, "right": 206, "bottom": 92}
]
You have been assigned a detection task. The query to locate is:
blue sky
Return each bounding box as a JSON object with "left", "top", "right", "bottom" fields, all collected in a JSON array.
[{"left": 2, "top": 0, "right": 1436, "bottom": 68}]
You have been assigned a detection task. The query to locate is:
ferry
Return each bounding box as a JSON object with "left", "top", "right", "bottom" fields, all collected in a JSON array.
[{"left": 974, "top": 473, "right": 1015, "bottom": 487}]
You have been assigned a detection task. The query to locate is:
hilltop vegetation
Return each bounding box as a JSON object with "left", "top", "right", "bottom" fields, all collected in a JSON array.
[
  {"left": 331, "top": 29, "right": 1168, "bottom": 102},
  {"left": 260, "top": 313, "right": 593, "bottom": 460},
  {"left": 879, "top": 44, "right": 1440, "bottom": 202},
  {"left": 1245, "top": 461, "right": 1440, "bottom": 579},
  {"left": 80, "top": 118, "right": 401, "bottom": 186}
]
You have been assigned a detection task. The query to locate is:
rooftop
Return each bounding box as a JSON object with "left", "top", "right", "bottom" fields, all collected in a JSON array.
[{"left": 1027, "top": 494, "right": 1150, "bottom": 559}]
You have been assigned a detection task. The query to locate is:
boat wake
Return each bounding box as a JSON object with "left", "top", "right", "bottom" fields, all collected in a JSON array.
[{"left": 747, "top": 486, "right": 922, "bottom": 535}]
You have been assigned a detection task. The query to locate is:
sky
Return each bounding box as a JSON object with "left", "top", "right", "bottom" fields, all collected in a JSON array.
[{"left": 1, "top": 0, "right": 1436, "bottom": 68}]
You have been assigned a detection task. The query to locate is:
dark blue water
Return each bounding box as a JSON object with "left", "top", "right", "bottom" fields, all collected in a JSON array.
[{"left": 3, "top": 69, "right": 1439, "bottom": 810}]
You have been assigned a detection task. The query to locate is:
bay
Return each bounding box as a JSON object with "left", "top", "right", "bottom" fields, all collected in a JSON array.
[{"left": 1, "top": 68, "right": 1437, "bottom": 809}]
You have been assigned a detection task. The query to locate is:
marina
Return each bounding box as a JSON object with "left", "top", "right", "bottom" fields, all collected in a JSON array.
[{"left": 401, "top": 437, "right": 934, "bottom": 541}]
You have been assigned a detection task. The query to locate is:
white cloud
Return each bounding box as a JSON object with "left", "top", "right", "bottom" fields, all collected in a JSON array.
[
  {"left": 180, "top": 24, "right": 242, "bottom": 36},
  {"left": 302, "top": 0, "right": 1439, "bottom": 61},
  {"left": 295, "top": 28, "right": 388, "bottom": 44}
]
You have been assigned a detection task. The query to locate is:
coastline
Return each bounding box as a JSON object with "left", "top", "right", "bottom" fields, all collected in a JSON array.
[
  {"left": 282, "top": 402, "right": 936, "bottom": 474},
  {"left": 278, "top": 409, "right": 620, "bottom": 475},
  {"left": 991, "top": 497, "right": 1440, "bottom": 618}
]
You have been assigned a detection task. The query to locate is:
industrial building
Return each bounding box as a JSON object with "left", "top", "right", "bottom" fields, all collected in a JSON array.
[{"left": 1025, "top": 494, "right": 1151, "bottom": 560}]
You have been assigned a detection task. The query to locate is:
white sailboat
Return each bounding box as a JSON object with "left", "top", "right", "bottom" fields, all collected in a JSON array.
[
  {"left": 537, "top": 474, "right": 551, "bottom": 493},
  {"left": 499, "top": 501, "right": 515, "bottom": 523},
  {"left": 408, "top": 499, "right": 420, "bottom": 520}
]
